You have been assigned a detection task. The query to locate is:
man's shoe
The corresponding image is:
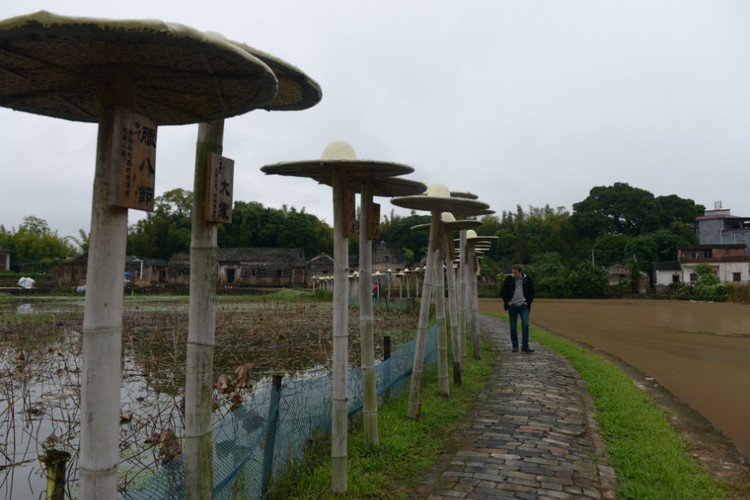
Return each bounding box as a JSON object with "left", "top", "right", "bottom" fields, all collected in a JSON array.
[
  {"left": 521, "top": 348, "right": 535, "bottom": 353},
  {"left": 512, "top": 348, "right": 519, "bottom": 353}
]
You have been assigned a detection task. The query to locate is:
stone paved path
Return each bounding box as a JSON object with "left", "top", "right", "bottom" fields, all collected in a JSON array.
[{"left": 411, "top": 315, "right": 619, "bottom": 500}]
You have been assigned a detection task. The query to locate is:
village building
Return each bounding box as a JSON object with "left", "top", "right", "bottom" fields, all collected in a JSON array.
[
  {"left": 372, "top": 240, "right": 404, "bottom": 274},
  {"left": 49, "top": 241, "right": 405, "bottom": 290},
  {"left": 307, "top": 252, "right": 334, "bottom": 287},
  {"left": 652, "top": 202, "right": 750, "bottom": 289},
  {"left": 697, "top": 201, "right": 750, "bottom": 251},
  {"left": 49, "top": 255, "right": 88, "bottom": 287},
  {"left": 0, "top": 247, "right": 11, "bottom": 271},
  {"left": 675, "top": 244, "right": 749, "bottom": 284},
  {"left": 348, "top": 240, "right": 407, "bottom": 289},
  {"left": 125, "top": 256, "right": 169, "bottom": 287},
  {"left": 170, "top": 247, "right": 307, "bottom": 287},
  {"left": 605, "top": 263, "right": 650, "bottom": 293}
]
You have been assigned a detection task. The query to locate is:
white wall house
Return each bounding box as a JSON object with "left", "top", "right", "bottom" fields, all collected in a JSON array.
[
  {"left": 0, "top": 247, "right": 11, "bottom": 271},
  {"left": 677, "top": 244, "right": 750, "bottom": 284}
]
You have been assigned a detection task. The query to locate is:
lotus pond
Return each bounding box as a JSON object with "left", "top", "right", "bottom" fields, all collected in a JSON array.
[{"left": 0, "top": 293, "right": 418, "bottom": 499}]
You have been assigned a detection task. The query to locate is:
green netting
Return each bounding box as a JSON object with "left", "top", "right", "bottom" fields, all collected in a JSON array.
[{"left": 121, "top": 325, "right": 437, "bottom": 499}]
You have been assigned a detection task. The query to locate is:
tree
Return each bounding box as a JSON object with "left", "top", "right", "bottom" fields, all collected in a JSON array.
[
  {"left": 694, "top": 263, "right": 719, "bottom": 286},
  {"left": 70, "top": 229, "right": 90, "bottom": 255},
  {"left": 593, "top": 233, "right": 629, "bottom": 267},
  {"left": 655, "top": 194, "right": 704, "bottom": 227},
  {"left": 10, "top": 216, "right": 76, "bottom": 266},
  {"left": 572, "top": 182, "right": 661, "bottom": 237},
  {"left": 526, "top": 252, "right": 572, "bottom": 298},
  {"left": 0, "top": 225, "right": 12, "bottom": 251},
  {"left": 219, "top": 201, "right": 333, "bottom": 257},
  {"left": 127, "top": 189, "right": 193, "bottom": 259},
  {"left": 624, "top": 234, "right": 659, "bottom": 274},
  {"left": 379, "top": 212, "right": 431, "bottom": 262},
  {"left": 568, "top": 262, "right": 608, "bottom": 298}
]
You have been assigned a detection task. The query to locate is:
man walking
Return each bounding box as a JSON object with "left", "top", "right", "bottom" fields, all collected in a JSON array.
[{"left": 501, "top": 264, "right": 535, "bottom": 353}]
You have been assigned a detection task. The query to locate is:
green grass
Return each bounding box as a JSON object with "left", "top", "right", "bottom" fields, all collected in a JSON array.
[
  {"left": 487, "top": 312, "right": 742, "bottom": 500},
  {"left": 266, "top": 339, "right": 494, "bottom": 499}
]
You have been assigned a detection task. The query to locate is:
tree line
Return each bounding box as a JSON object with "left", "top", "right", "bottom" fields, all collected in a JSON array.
[{"left": 2, "top": 182, "right": 704, "bottom": 298}]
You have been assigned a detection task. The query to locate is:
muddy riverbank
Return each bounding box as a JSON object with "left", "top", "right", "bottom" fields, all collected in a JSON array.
[{"left": 479, "top": 297, "right": 750, "bottom": 465}]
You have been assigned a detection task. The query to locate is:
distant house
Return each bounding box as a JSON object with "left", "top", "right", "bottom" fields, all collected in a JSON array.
[
  {"left": 652, "top": 203, "right": 750, "bottom": 289},
  {"left": 605, "top": 263, "right": 630, "bottom": 287},
  {"left": 605, "top": 263, "right": 649, "bottom": 293},
  {"left": 307, "top": 253, "right": 334, "bottom": 287},
  {"left": 50, "top": 255, "right": 88, "bottom": 287},
  {"left": 696, "top": 202, "right": 750, "bottom": 253},
  {"left": 170, "top": 247, "right": 307, "bottom": 287},
  {"left": 125, "top": 256, "right": 169, "bottom": 286},
  {"left": 677, "top": 244, "right": 749, "bottom": 284},
  {"left": 0, "top": 247, "right": 11, "bottom": 271},
  {"left": 372, "top": 240, "right": 404, "bottom": 274},
  {"left": 218, "top": 247, "right": 306, "bottom": 287},
  {"left": 653, "top": 261, "right": 681, "bottom": 287}
]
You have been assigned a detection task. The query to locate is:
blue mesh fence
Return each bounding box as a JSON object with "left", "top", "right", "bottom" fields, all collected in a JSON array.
[{"left": 121, "top": 325, "right": 437, "bottom": 500}]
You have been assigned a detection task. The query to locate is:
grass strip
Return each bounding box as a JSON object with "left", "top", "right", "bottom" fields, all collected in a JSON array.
[
  {"left": 486, "top": 312, "right": 735, "bottom": 500},
  {"left": 267, "top": 338, "right": 494, "bottom": 499}
]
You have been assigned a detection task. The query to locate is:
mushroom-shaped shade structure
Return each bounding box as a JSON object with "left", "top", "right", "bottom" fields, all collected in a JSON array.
[
  {"left": 0, "top": 11, "right": 279, "bottom": 124},
  {"left": 317, "top": 175, "right": 426, "bottom": 197},
  {"left": 391, "top": 184, "right": 489, "bottom": 214},
  {"left": 410, "top": 212, "right": 483, "bottom": 233},
  {"left": 261, "top": 140, "right": 415, "bottom": 494},
  {"left": 460, "top": 229, "right": 499, "bottom": 246},
  {"left": 261, "top": 140, "right": 413, "bottom": 180},
  {"left": 450, "top": 191, "right": 479, "bottom": 200},
  {"left": 230, "top": 40, "right": 321, "bottom": 111}
]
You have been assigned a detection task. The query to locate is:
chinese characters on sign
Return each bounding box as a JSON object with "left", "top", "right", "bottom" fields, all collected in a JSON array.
[
  {"left": 206, "top": 153, "right": 235, "bottom": 223},
  {"left": 109, "top": 106, "right": 157, "bottom": 211}
]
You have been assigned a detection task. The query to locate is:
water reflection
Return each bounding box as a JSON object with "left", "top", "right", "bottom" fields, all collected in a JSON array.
[{"left": 16, "top": 303, "right": 32, "bottom": 314}]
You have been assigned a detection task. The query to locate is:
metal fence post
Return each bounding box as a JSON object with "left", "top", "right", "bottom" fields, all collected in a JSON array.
[{"left": 261, "top": 374, "right": 283, "bottom": 498}]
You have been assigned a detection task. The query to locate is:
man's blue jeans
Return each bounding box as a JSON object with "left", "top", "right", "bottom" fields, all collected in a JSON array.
[{"left": 508, "top": 304, "right": 530, "bottom": 350}]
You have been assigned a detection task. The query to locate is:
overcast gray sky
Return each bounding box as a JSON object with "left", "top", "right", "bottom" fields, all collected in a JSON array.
[{"left": 1, "top": 0, "right": 749, "bottom": 239}]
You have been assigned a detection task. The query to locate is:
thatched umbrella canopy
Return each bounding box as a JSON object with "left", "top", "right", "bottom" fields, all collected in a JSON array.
[
  {"left": 392, "top": 185, "right": 487, "bottom": 413},
  {"left": 0, "top": 11, "right": 282, "bottom": 499},
  {"left": 0, "top": 11, "right": 278, "bottom": 123},
  {"left": 261, "top": 140, "right": 414, "bottom": 494}
]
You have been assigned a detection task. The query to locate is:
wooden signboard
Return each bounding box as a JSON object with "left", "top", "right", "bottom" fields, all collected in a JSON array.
[
  {"left": 368, "top": 202, "right": 381, "bottom": 240},
  {"left": 344, "top": 188, "right": 357, "bottom": 236},
  {"left": 109, "top": 106, "right": 157, "bottom": 211},
  {"left": 205, "top": 153, "right": 235, "bottom": 223}
]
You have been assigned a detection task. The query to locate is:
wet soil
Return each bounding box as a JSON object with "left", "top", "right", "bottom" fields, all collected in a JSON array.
[{"left": 479, "top": 297, "right": 750, "bottom": 491}]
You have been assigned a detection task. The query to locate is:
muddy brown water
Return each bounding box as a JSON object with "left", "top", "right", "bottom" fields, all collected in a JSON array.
[{"left": 479, "top": 298, "right": 750, "bottom": 460}]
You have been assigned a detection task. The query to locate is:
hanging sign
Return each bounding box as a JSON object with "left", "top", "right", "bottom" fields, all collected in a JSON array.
[
  {"left": 109, "top": 106, "right": 157, "bottom": 211},
  {"left": 344, "top": 188, "right": 357, "bottom": 236},
  {"left": 368, "top": 202, "right": 381, "bottom": 240},
  {"left": 205, "top": 153, "right": 235, "bottom": 223}
]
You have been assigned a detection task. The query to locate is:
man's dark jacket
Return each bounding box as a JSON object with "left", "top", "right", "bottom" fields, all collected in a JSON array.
[{"left": 500, "top": 274, "right": 535, "bottom": 311}]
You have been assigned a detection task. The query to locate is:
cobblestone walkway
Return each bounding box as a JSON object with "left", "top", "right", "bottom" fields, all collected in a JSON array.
[{"left": 412, "top": 315, "right": 619, "bottom": 500}]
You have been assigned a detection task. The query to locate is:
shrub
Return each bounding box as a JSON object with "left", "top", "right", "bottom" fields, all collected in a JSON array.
[
  {"left": 661, "top": 281, "right": 689, "bottom": 300},
  {"left": 314, "top": 288, "right": 333, "bottom": 301},
  {"left": 693, "top": 284, "right": 728, "bottom": 302},
  {"left": 725, "top": 283, "right": 750, "bottom": 304}
]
